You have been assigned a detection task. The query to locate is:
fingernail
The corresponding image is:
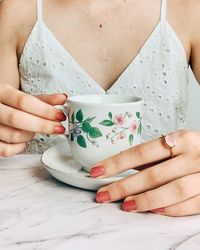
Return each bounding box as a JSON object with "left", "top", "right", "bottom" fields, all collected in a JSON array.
[
  {"left": 96, "top": 191, "right": 110, "bottom": 203},
  {"left": 122, "top": 200, "right": 137, "bottom": 211},
  {"left": 56, "top": 111, "right": 66, "bottom": 122},
  {"left": 90, "top": 166, "right": 105, "bottom": 178},
  {"left": 53, "top": 125, "right": 66, "bottom": 134},
  {"left": 151, "top": 208, "right": 165, "bottom": 214},
  {"left": 63, "top": 93, "right": 68, "bottom": 99}
]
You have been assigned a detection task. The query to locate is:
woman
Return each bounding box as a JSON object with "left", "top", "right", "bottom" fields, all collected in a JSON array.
[{"left": 0, "top": 0, "right": 200, "bottom": 216}]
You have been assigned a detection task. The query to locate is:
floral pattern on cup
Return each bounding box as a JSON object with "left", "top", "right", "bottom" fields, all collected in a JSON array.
[
  {"left": 69, "top": 109, "right": 102, "bottom": 148},
  {"left": 69, "top": 109, "right": 142, "bottom": 148},
  {"left": 102, "top": 111, "right": 142, "bottom": 146}
]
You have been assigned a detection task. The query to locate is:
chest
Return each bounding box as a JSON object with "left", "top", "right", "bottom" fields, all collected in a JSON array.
[
  {"left": 19, "top": 0, "right": 190, "bottom": 91},
  {"left": 41, "top": 0, "right": 161, "bottom": 90}
]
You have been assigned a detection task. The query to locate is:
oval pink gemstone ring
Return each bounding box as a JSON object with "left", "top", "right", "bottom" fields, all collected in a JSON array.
[{"left": 161, "top": 134, "right": 177, "bottom": 158}]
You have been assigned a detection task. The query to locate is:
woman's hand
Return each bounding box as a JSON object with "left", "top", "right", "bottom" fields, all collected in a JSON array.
[
  {"left": 90, "top": 130, "right": 200, "bottom": 217},
  {"left": 0, "top": 84, "right": 67, "bottom": 157}
]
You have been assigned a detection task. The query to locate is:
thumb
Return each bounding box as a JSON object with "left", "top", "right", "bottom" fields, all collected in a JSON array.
[{"left": 36, "top": 93, "right": 68, "bottom": 106}]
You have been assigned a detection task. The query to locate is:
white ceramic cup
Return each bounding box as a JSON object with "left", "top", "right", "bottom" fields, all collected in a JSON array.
[{"left": 66, "top": 95, "right": 143, "bottom": 172}]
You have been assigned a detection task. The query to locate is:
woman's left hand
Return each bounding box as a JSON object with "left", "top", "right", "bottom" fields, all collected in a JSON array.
[{"left": 89, "top": 130, "right": 200, "bottom": 217}]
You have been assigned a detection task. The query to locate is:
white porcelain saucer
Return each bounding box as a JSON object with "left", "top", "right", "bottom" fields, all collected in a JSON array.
[{"left": 41, "top": 141, "right": 138, "bottom": 191}]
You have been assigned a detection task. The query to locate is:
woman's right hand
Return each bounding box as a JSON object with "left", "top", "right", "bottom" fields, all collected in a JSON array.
[{"left": 0, "top": 84, "right": 68, "bottom": 157}]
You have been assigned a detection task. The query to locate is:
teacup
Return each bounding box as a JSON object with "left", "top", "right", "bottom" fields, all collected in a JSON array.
[{"left": 66, "top": 95, "right": 143, "bottom": 172}]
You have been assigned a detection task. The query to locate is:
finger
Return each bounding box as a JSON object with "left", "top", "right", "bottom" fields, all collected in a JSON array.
[
  {"left": 121, "top": 173, "right": 200, "bottom": 212},
  {"left": 0, "top": 141, "right": 26, "bottom": 157},
  {"left": 0, "top": 85, "right": 67, "bottom": 122},
  {"left": 151, "top": 195, "right": 200, "bottom": 217},
  {"left": 90, "top": 130, "right": 190, "bottom": 178},
  {"left": 0, "top": 103, "right": 65, "bottom": 134},
  {"left": 96, "top": 153, "right": 200, "bottom": 202},
  {"left": 36, "top": 93, "right": 68, "bottom": 106},
  {"left": 0, "top": 123, "right": 34, "bottom": 143}
]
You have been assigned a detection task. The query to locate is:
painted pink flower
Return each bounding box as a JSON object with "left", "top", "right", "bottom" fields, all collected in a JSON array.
[
  {"left": 130, "top": 120, "right": 137, "bottom": 134},
  {"left": 117, "top": 133, "right": 127, "bottom": 140},
  {"left": 114, "top": 114, "right": 125, "bottom": 127}
]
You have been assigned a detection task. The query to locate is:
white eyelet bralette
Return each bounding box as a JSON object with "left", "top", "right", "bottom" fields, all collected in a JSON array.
[{"left": 19, "top": 0, "right": 189, "bottom": 154}]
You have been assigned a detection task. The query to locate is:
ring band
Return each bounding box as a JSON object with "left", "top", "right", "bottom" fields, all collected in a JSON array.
[{"left": 161, "top": 134, "right": 176, "bottom": 158}]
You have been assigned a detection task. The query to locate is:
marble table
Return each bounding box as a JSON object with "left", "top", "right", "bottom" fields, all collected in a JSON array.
[{"left": 0, "top": 155, "right": 200, "bottom": 250}]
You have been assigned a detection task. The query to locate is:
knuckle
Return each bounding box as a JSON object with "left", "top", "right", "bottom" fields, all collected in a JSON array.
[
  {"left": 132, "top": 144, "right": 146, "bottom": 162},
  {"left": 173, "top": 179, "right": 188, "bottom": 199},
  {"left": 145, "top": 168, "right": 161, "bottom": 188},
  {"left": 16, "top": 94, "right": 28, "bottom": 110},
  {"left": 139, "top": 191, "right": 154, "bottom": 209},
  {"left": 12, "top": 131, "right": 34, "bottom": 143},
  {"left": 110, "top": 153, "right": 121, "bottom": 172},
  {"left": 114, "top": 181, "right": 129, "bottom": 198},
  {"left": 178, "top": 129, "right": 188, "bottom": 136},
  {"left": 183, "top": 130, "right": 195, "bottom": 142},
  {"left": 182, "top": 130, "right": 200, "bottom": 149},
  {"left": 7, "top": 112, "right": 18, "bottom": 127},
  {"left": 10, "top": 131, "right": 23, "bottom": 143},
  {"left": 0, "top": 84, "right": 12, "bottom": 101}
]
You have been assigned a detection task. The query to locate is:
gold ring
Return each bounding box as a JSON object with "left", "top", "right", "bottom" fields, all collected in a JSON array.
[{"left": 161, "top": 134, "right": 176, "bottom": 158}]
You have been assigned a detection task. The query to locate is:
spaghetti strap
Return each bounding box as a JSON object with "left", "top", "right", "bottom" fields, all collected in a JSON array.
[
  {"left": 37, "top": 0, "right": 43, "bottom": 21},
  {"left": 161, "top": 0, "right": 167, "bottom": 21}
]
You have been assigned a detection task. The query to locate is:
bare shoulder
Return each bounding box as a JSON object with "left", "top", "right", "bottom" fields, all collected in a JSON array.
[
  {"left": 170, "top": 0, "right": 200, "bottom": 40},
  {"left": 181, "top": 0, "right": 200, "bottom": 82},
  {"left": 182, "top": 0, "right": 200, "bottom": 24},
  {"left": 0, "top": 0, "right": 37, "bottom": 46},
  {"left": 0, "top": 0, "right": 36, "bottom": 22},
  {"left": 182, "top": 0, "right": 200, "bottom": 12},
  {"left": 185, "top": 0, "right": 200, "bottom": 41}
]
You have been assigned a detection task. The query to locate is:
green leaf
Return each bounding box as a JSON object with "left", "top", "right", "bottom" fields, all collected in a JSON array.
[
  {"left": 108, "top": 112, "right": 112, "bottom": 120},
  {"left": 76, "top": 109, "right": 83, "bottom": 122},
  {"left": 138, "top": 122, "right": 142, "bottom": 135},
  {"left": 70, "top": 133, "right": 74, "bottom": 142},
  {"left": 136, "top": 112, "right": 141, "bottom": 119},
  {"left": 77, "top": 135, "right": 87, "bottom": 148},
  {"left": 84, "top": 116, "right": 96, "bottom": 124},
  {"left": 89, "top": 127, "right": 103, "bottom": 138},
  {"left": 99, "top": 120, "right": 115, "bottom": 126},
  {"left": 72, "top": 112, "right": 75, "bottom": 123},
  {"left": 82, "top": 121, "right": 92, "bottom": 133},
  {"left": 129, "top": 134, "right": 134, "bottom": 146}
]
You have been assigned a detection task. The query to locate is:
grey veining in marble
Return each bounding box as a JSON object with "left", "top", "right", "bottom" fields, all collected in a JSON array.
[{"left": 0, "top": 155, "right": 200, "bottom": 250}]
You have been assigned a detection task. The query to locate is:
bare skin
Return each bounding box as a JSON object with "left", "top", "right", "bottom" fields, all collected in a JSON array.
[
  {"left": 16, "top": 0, "right": 194, "bottom": 89},
  {"left": 0, "top": 0, "right": 200, "bottom": 216},
  {"left": 1, "top": 0, "right": 197, "bottom": 91}
]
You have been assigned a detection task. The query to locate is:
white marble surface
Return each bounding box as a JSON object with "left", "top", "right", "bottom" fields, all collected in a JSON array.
[{"left": 0, "top": 155, "right": 200, "bottom": 250}]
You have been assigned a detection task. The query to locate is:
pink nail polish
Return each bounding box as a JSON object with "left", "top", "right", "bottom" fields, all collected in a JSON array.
[
  {"left": 122, "top": 200, "right": 137, "bottom": 211},
  {"left": 56, "top": 111, "right": 66, "bottom": 122},
  {"left": 96, "top": 191, "right": 110, "bottom": 203},
  {"left": 54, "top": 125, "right": 66, "bottom": 134},
  {"left": 151, "top": 208, "right": 165, "bottom": 214},
  {"left": 90, "top": 166, "right": 105, "bottom": 178}
]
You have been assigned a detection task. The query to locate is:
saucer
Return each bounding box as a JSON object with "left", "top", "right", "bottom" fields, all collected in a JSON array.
[{"left": 41, "top": 141, "right": 138, "bottom": 191}]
